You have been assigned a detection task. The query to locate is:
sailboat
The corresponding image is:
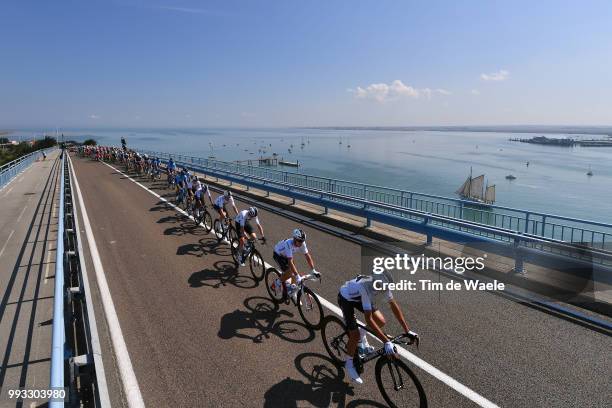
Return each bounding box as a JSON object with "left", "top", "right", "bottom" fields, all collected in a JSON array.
[{"left": 456, "top": 168, "right": 496, "bottom": 205}]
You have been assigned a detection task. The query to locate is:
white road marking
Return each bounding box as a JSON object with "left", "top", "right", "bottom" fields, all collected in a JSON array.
[
  {"left": 3, "top": 186, "right": 15, "bottom": 196},
  {"left": 0, "top": 230, "right": 16, "bottom": 259},
  {"left": 69, "top": 156, "right": 145, "bottom": 408},
  {"left": 16, "top": 204, "right": 29, "bottom": 223},
  {"left": 101, "top": 160, "right": 500, "bottom": 408}
]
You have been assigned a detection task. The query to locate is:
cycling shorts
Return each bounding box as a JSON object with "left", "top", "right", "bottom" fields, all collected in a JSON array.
[
  {"left": 235, "top": 220, "right": 254, "bottom": 237},
  {"left": 273, "top": 252, "right": 290, "bottom": 273},
  {"left": 338, "top": 293, "right": 377, "bottom": 331}
]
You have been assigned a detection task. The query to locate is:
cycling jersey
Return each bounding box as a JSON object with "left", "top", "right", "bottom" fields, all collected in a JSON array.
[
  {"left": 235, "top": 210, "right": 260, "bottom": 227},
  {"left": 339, "top": 275, "right": 393, "bottom": 312},
  {"left": 273, "top": 238, "right": 308, "bottom": 258},
  {"left": 214, "top": 195, "right": 235, "bottom": 208}
]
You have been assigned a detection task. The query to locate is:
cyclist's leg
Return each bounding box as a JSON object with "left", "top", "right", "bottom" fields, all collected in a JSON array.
[{"left": 338, "top": 293, "right": 361, "bottom": 358}]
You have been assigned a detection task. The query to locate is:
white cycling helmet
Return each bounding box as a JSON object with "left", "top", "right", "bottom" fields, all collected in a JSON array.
[
  {"left": 292, "top": 228, "right": 306, "bottom": 242},
  {"left": 248, "top": 206, "right": 258, "bottom": 217}
]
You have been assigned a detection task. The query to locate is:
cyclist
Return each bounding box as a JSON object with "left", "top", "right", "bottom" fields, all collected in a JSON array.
[
  {"left": 213, "top": 190, "right": 238, "bottom": 221},
  {"left": 337, "top": 272, "right": 411, "bottom": 384},
  {"left": 194, "top": 178, "right": 213, "bottom": 212},
  {"left": 272, "top": 229, "right": 318, "bottom": 302},
  {"left": 235, "top": 206, "right": 266, "bottom": 265},
  {"left": 167, "top": 157, "right": 176, "bottom": 175}
]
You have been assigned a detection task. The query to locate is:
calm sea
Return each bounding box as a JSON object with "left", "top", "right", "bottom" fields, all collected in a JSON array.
[{"left": 21, "top": 128, "right": 612, "bottom": 224}]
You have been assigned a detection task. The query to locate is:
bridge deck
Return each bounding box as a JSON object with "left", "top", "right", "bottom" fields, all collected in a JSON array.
[
  {"left": 0, "top": 151, "right": 59, "bottom": 405},
  {"left": 67, "top": 155, "right": 611, "bottom": 407}
]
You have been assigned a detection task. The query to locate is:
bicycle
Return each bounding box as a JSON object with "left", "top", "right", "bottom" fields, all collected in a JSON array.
[
  {"left": 193, "top": 203, "right": 213, "bottom": 233},
  {"left": 213, "top": 215, "right": 238, "bottom": 245},
  {"left": 264, "top": 269, "right": 324, "bottom": 330},
  {"left": 230, "top": 236, "right": 266, "bottom": 280},
  {"left": 167, "top": 172, "right": 176, "bottom": 189},
  {"left": 320, "top": 315, "right": 426, "bottom": 408}
]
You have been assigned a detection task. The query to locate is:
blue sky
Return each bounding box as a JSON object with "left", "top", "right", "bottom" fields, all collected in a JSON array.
[{"left": 1, "top": 0, "right": 611, "bottom": 127}]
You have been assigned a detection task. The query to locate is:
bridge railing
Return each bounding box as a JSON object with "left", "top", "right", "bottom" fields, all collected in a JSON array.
[
  {"left": 136, "top": 148, "right": 612, "bottom": 254},
  {"left": 1, "top": 147, "right": 56, "bottom": 189},
  {"left": 50, "top": 152, "right": 110, "bottom": 407}
]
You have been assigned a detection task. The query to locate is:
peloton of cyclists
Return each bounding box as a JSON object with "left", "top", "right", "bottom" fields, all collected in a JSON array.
[{"left": 272, "top": 229, "right": 319, "bottom": 302}]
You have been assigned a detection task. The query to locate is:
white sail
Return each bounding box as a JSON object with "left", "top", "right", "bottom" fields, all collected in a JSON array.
[
  {"left": 469, "top": 175, "right": 485, "bottom": 200},
  {"left": 456, "top": 177, "right": 471, "bottom": 196},
  {"left": 485, "top": 184, "right": 496, "bottom": 203}
]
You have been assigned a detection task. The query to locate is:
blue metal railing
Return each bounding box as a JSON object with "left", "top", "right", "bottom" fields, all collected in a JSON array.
[
  {"left": 50, "top": 152, "right": 65, "bottom": 406},
  {"left": 1, "top": 147, "right": 56, "bottom": 189},
  {"left": 136, "top": 148, "right": 612, "bottom": 253}
]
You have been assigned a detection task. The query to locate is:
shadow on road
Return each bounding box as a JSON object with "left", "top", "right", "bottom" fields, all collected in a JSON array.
[
  {"left": 263, "top": 352, "right": 385, "bottom": 407},
  {"left": 177, "top": 237, "right": 225, "bottom": 258},
  {"left": 188, "top": 260, "right": 257, "bottom": 289},
  {"left": 218, "top": 296, "right": 315, "bottom": 344}
]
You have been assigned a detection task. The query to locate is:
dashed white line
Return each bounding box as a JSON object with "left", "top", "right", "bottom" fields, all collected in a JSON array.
[
  {"left": 16, "top": 204, "right": 29, "bottom": 223},
  {"left": 0, "top": 230, "right": 16, "bottom": 259},
  {"left": 69, "top": 156, "right": 145, "bottom": 408},
  {"left": 100, "top": 160, "right": 500, "bottom": 408}
]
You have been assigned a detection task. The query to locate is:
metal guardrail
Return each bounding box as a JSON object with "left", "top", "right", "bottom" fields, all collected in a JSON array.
[
  {"left": 50, "top": 151, "right": 110, "bottom": 407},
  {"left": 136, "top": 149, "right": 612, "bottom": 259},
  {"left": 128, "top": 150, "right": 612, "bottom": 277},
  {"left": 1, "top": 147, "right": 56, "bottom": 189}
]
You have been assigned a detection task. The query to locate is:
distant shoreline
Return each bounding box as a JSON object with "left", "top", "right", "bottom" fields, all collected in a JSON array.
[{"left": 303, "top": 126, "right": 612, "bottom": 136}]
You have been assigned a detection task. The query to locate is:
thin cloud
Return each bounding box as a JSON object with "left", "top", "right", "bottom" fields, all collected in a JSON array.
[
  {"left": 349, "top": 80, "right": 450, "bottom": 102},
  {"left": 88, "top": 114, "right": 100, "bottom": 119},
  {"left": 480, "top": 69, "right": 509, "bottom": 81},
  {"left": 471, "top": 89, "right": 480, "bottom": 95}
]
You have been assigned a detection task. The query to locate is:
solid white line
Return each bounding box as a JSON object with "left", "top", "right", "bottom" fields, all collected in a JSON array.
[
  {"left": 101, "top": 160, "right": 500, "bottom": 408},
  {"left": 69, "top": 156, "right": 145, "bottom": 408},
  {"left": 0, "top": 230, "right": 15, "bottom": 259}
]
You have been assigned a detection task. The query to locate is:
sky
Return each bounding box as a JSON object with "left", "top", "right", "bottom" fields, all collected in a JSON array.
[{"left": 1, "top": 0, "right": 611, "bottom": 128}]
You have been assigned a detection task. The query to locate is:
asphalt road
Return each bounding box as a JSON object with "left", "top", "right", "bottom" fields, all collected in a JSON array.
[
  {"left": 0, "top": 151, "right": 59, "bottom": 407},
  {"left": 71, "top": 155, "right": 611, "bottom": 408}
]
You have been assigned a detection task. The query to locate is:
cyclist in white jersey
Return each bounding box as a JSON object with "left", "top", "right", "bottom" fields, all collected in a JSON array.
[
  {"left": 194, "top": 179, "right": 213, "bottom": 209},
  {"left": 235, "top": 206, "right": 266, "bottom": 265},
  {"left": 272, "top": 229, "right": 318, "bottom": 301},
  {"left": 338, "top": 273, "right": 411, "bottom": 384},
  {"left": 213, "top": 191, "right": 238, "bottom": 220}
]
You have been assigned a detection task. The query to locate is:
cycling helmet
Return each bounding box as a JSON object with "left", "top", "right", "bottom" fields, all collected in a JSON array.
[
  {"left": 224, "top": 190, "right": 232, "bottom": 198},
  {"left": 292, "top": 228, "right": 306, "bottom": 242},
  {"left": 248, "top": 206, "right": 258, "bottom": 217}
]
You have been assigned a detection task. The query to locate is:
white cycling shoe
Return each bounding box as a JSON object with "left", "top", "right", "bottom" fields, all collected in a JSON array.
[
  {"left": 357, "top": 342, "right": 375, "bottom": 356},
  {"left": 345, "top": 358, "right": 363, "bottom": 384}
]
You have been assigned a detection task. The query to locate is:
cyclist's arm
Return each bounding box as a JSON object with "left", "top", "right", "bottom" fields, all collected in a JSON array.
[
  {"left": 364, "top": 311, "right": 388, "bottom": 343},
  {"left": 288, "top": 257, "right": 301, "bottom": 278},
  {"left": 304, "top": 252, "right": 315, "bottom": 270},
  {"left": 388, "top": 299, "right": 410, "bottom": 333},
  {"left": 254, "top": 217, "right": 264, "bottom": 238},
  {"left": 230, "top": 199, "right": 238, "bottom": 215}
]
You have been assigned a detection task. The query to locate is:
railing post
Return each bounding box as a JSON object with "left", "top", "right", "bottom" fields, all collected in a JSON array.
[
  {"left": 541, "top": 215, "right": 547, "bottom": 236},
  {"left": 512, "top": 236, "right": 526, "bottom": 275},
  {"left": 424, "top": 214, "right": 433, "bottom": 246},
  {"left": 524, "top": 212, "right": 530, "bottom": 233}
]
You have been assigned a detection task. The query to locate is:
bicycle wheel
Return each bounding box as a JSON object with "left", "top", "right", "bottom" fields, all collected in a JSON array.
[
  {"left": 321, "top": 315, "right": 349, "bottom": 365},
  {"left": 375, "top": 357, "right": 427, "bottom": 408},
  {"left": 213, "top": 219, "right": 223, "bottom": 241},
  {"left": 230, "top": 237, "right": 240, "bottom": 264},
  {"left": 297, "top": 286, "right": 324, "bottom": 330},
  {"left": 249, "top": 248, "right": 266, "bottom": 281},
  {"left": 264, "top": 267, "right": 285, "bottom": 304},
  {"left": 201, "top": 210, "right": 213, "bottom": 233}
]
